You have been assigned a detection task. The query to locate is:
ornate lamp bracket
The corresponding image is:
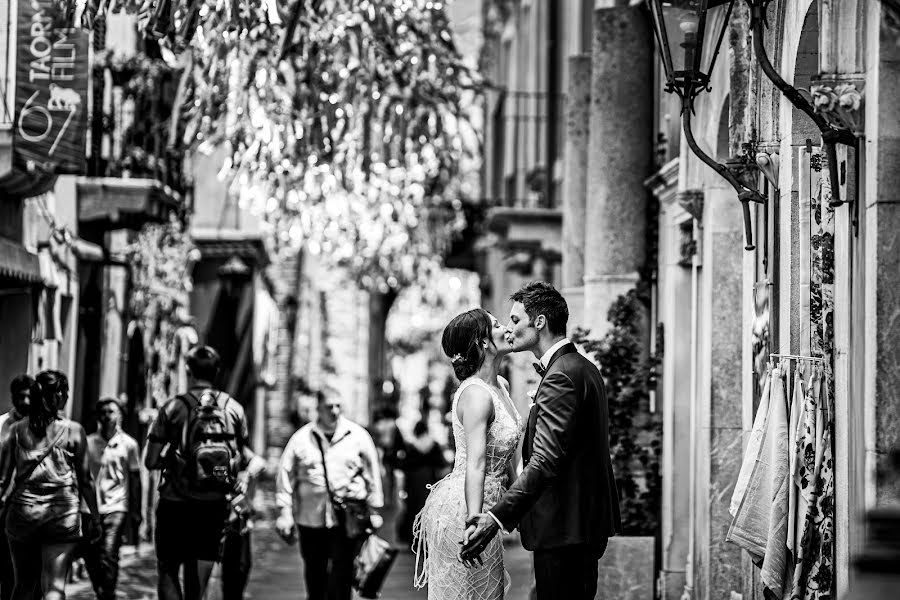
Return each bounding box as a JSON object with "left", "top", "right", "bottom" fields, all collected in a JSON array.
[
  {"left": 747, "top": 0, "right": 857, "bottom": 208},
  {"left": 682, "top": 99, "right": 764, "bottom": 250}
]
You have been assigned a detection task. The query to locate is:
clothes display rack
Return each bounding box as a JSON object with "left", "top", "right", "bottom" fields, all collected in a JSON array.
[{"left": 769, "top": 353, "right": 825, "bottom": 363}]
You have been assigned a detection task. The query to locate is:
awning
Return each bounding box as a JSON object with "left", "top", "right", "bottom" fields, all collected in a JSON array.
[
  {"left": 191, "top": 228, "right": 269, "bottom": 267},
  {"left": 0, "top": 237, "right": 41, "bottom": 284},
  {"left": 77, "top": 177, "right": 181, "bottom": 231}
]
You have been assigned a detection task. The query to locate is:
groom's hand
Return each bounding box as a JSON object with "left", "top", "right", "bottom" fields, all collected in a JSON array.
[{"left": 458, "top": 513, "right": 500, "bottom": 564}]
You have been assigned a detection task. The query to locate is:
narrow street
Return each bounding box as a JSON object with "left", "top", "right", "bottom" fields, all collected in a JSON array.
[{"left": 68, "top": 498, "right": 535, "bottom": 600}]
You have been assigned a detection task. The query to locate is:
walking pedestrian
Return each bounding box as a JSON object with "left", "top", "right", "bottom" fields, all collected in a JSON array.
[
  {"left": 275, "top": 390, "right": 384, "bottom": 600},
  {"left": 219, "top": 450, "right": 265, "bottom": 600},
  {"left": 397, "top": 420, "right": 445, "bottom": 545},
  {"left": 78, "top": 397, "right": 142, "bottom": 600},
  {"left": 0, "top": 370, "right": 101, "bottom": 600},
  {"left": 144, "top": 346, "right": 256, "bottom": 600},
  {"left": 0, "top": 375, "right": 33, "bottom": 600},
  {"left": 371, "top": 408, "right": 403, "bottom": 508}
]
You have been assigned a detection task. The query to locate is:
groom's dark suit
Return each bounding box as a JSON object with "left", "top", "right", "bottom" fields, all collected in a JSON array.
[{"left": 489, "top": 343, "right": 621, "bottom": 600}]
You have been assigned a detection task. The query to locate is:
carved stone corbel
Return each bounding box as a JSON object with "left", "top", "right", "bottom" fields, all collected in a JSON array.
[
  {"left": 677, "top": 189, "right": 704, "bottom": 222},
  {"left": 810, "top": 80, "right": 865, "bottom": 137}
]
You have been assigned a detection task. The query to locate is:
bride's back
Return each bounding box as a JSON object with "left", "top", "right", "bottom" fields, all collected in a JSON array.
[{"left": 449, "top": 377, "right": 521, "bottom": 481}]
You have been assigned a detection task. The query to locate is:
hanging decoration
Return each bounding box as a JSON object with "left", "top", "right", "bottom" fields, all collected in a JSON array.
[
  {"left": 58, "top": 0, "right": 481, "bottom": 293},
  {"left": 125, "top": 214, "right": 201, "bottom": 405},
  {"left": 133, "top": 0, "right": 482, "bottom": 293}
]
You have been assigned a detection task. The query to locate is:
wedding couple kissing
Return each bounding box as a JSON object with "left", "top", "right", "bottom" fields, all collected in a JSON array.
[{"left": 412, "top": 281, "right": 622, "bottom": 600}]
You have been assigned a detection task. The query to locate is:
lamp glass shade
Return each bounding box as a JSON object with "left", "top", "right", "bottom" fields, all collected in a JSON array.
[{"left": 647, "top": 0, "right": 735, "bottom": 102}]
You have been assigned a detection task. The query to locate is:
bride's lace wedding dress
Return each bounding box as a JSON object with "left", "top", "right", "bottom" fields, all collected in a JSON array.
[{"left": 413, "top": 377, "right": 523, "bottom": 600}]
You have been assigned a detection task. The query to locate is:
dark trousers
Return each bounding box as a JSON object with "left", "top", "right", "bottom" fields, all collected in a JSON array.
[
  {"left": 298, "top": 526, "right": 356, "bottom": 600},
  {"left": 79, "top": 512, "right": 127, "bottom": 600},
  {"left": 0, "top": 509, "right": 39, "bottom": 600},
  {"left": 221, "top": 529, "right": 252, "bottom": 600},
  {"left": 0, "top": 509, "right": 13, "bottom": 600},
  {"left": 534, "top": 541, "right": 606, "bottom": 600}
]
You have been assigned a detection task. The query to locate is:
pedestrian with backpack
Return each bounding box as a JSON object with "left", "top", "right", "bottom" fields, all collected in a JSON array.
[{"left": 144, "top": 346, "right": 255, "bottom": 600}]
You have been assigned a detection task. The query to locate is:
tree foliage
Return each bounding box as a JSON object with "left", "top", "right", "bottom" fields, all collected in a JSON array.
[{"left": 572, "top": 290, "right": 662, "bottom": 536}]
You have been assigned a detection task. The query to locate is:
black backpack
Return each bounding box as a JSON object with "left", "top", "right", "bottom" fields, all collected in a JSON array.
[{"left": 178, "top": 389, "right": 238, "bottom": 496}]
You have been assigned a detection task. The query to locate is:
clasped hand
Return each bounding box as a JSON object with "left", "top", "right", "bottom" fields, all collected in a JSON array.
[{"left": 457, "top": 513, "right": 500, "bottom": 568}]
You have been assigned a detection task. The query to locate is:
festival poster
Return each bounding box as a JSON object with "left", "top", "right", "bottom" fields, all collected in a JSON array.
[{"left": 14, "top": 0, "right": 90, "bottom": 175}]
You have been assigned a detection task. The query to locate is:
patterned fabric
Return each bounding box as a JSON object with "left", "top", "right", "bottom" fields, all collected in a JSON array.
[
  {"left": 789, "top": 367, "right": 834, "bottom": 600},
  {"left": 413, "top": 377, "right": 523, "bottom": 599},
  {"left": 788, "top": 166, "right": 835, "bottom": 599}
]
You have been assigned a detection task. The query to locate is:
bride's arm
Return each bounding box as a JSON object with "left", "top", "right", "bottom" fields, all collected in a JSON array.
[{"left": 457, "top": 387, "right": 494, "bottom": 520}]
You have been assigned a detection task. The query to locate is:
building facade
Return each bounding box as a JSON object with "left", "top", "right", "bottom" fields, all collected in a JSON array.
[
  {"left": 481, "top": 1, "right": 900, "bottom": 599},
  {"left": 652, "top": 2, "right": 899, "bottom": 598}
]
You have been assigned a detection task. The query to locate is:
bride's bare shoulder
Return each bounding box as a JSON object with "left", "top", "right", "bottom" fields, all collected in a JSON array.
[{"left": 456, "top": 382, "right": 494, "bottom": 423}]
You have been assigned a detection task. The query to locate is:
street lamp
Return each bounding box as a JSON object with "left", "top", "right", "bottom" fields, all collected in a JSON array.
[{"left": 647, "top": 0, "right": 765, "bottom": 250}]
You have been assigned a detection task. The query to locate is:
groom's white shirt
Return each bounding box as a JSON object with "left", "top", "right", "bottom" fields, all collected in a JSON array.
[
  {"left": 485, "top": 337, "right": 572, "bottom": 533},
  {"left": 540, "top": 338, "right": 571, "bottom": 369}
]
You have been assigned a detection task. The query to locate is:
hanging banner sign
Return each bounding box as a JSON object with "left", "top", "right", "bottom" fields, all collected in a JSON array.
[{"left": 14, "top": 0, "right": 90, "bottom": 175}]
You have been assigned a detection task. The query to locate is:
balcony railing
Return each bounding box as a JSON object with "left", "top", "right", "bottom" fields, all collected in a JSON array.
[
  {"left": 87, "top": 54, "right": 187, "bottom": 196},
  {"left": 486, "top": 90, "right": 566, "bottom": 209}
]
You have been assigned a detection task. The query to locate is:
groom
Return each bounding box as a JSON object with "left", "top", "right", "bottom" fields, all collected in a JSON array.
[{"left": 461, "top": 281, "right": 621, "bottom": 600}]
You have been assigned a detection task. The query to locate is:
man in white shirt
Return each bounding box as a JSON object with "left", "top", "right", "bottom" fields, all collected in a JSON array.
[
  {"left": 0, "top": 374, "right": 33, "bottom": 600},
  {"left": 80, "top": 397, "right": 142, "bottom": 600},
  {"left": 276, "top": 390, "right": 384, "bottom": 600}
]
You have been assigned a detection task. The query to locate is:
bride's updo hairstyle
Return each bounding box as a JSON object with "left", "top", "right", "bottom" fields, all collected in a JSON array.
[{"left": 442, "top": 308, "right": 493, "bottom": 381}]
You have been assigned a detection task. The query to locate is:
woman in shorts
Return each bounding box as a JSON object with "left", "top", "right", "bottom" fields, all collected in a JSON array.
[{"left": 0, "top": 370, "right": 99, "bottom": 600}]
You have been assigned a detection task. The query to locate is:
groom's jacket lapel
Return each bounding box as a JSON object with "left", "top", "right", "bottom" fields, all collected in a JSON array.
[
  {"left": 525, "top": 343, "right": 579, "bottom": 460},
  {"left": 538, "top": 343, "right": 578, "bottom": 386}
]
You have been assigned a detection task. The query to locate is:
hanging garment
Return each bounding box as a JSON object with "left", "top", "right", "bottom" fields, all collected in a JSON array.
[
  {"left": 727, "top": 364, "right": 791, "bottom": 597},
  {"left": 730, "top": 369, "right": 772, "bottom": 518},
  {"left": 789, "top": 367, "right": 835, "bottom": 600},
  {"left": 785, "top": 367, "right": 806, "bottom": 567}
]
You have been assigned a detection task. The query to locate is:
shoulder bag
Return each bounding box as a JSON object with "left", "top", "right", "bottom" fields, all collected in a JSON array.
[{"left": 312, "top": 431, "right": 372, "bottom": 539}]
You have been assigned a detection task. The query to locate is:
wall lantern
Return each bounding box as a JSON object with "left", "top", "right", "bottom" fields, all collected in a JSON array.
[{"left": 646, "top": 0, "right": 765, "bottom": 250}]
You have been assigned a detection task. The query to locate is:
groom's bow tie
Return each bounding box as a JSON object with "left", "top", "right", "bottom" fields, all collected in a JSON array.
[{"left": 533, "top": 362, "right": 546, "bottom": 377}]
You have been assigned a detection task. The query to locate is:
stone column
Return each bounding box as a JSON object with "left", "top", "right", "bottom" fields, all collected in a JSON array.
[
  {"left": 695, "top": 187, "right": 745, "bottom": 600},
  {"left": 867, "top": 14, "right": 900, "bottom": 507},
  {"left": 99, "top": 229, "right": 130, "bottom": 399},
  {"left": 583, "top": 6, "right": 653, "bottom": 338},
  {"left": 562, "top": 54, "right": 591, "bottom": 330}
]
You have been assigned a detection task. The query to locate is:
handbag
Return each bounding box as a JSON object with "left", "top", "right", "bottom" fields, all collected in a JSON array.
[
  {"left": 353, "top": 532, "right": 399, "bottom": 599},
  {"left": 312, "top": 431, "right": 372, "bottom": 539}
]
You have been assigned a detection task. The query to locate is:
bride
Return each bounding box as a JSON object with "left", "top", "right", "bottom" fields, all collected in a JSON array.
[{"left": 413, "top": 308, "right": 523, "bottom": 599}]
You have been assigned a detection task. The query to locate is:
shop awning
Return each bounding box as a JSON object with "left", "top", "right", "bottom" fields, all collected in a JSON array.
[
  {"left": 77, "top": 177, "right": 181, "bottom": 231},
  {"left": 0, "top": 237, "right": 41, "bottom": 284}
]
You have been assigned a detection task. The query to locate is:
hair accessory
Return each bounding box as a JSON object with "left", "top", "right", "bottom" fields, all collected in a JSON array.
[{"left": 450, "top": 354, "right": 464, "bottom": 364}]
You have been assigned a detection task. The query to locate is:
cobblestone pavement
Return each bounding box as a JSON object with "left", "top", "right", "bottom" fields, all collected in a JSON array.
[{"left": 67, "top": 500, "right": 535, "bottom": 600}]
